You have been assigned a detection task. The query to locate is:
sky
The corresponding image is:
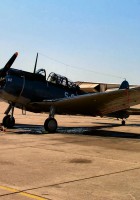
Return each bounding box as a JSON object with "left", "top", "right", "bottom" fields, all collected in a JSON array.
[{"left": 0, "top": 0, "right": 140, "bottom": 84}]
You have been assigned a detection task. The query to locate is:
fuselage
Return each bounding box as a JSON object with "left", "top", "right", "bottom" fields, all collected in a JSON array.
[{"left": 0, "top": 68, "right": 130, "bottom": 121}]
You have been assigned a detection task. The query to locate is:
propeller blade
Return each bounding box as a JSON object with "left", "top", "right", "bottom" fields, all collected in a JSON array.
[{"left": 0, "top": 52, "right": 18, "bottom": 77}]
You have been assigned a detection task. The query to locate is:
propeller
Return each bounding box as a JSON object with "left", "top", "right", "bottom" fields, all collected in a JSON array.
[{"left": 0, "top": 52, "right": 18, "bottom": 77}]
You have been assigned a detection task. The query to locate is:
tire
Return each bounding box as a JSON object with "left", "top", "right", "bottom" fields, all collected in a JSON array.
[
  {"left": 3, "top": 115, "right": 15, "bottom": 128},
  {"left": 122, "top": 120, "right": 125, "bottom": 126},
  {"left": 44, "top": 118, "right": 57, "bottom": 133}
]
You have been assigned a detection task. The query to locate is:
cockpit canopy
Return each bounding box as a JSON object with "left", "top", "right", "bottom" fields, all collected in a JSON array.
[{"left": 47, "top": 72, "right": 77, "bottom": 89}]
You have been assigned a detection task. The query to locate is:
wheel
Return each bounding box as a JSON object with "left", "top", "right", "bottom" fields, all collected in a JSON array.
[
  {"left": 44, "top": 118, "right": 57, "bottom": 133},
  {"left": 2, "top": 115, "right": 15, "bottom": 128},
  {"left": 2, "top": 115, "right": 10, "bottom": 126},
  {"left": 121, "top": 120, "right": 125, "bottom": 126}
]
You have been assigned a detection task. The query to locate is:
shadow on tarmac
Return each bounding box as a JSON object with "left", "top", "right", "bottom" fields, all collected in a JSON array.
[
  {"left": 9, "top": 123, "right": 140, "bottom": 139},
  {"left": 8, "top": 124, "right": 44, "bottom": 135},
  {"left": 58, "top": 125, "right": 140, "bottom": 139}
]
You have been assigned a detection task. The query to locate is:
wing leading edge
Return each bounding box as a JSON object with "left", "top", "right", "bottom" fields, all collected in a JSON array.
[{"left": 29, "top": 87, "right": 140, "bottom": 116}]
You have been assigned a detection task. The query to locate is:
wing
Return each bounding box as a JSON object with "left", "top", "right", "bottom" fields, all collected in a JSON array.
[
  {"left": 127, "top": 107, "right": 140, "bottom": 115},
  {"left": 75, "top": 81, "right": 120, "bottom": 93},
  {"left": 29, "top": 87, "right": 140, "bottom": 116},
  {"left": 75, "top": 81, "right": 137, "bottom": 93}
]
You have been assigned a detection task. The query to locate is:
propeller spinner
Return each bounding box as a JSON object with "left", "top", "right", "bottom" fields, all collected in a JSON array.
[{"left": 0, "top": 52, "right": 18, "bottom": 77}]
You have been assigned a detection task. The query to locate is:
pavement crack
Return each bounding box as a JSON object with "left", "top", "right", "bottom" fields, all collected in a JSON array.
[
  {"left": 4, "top": 165, "right": 139, "bottom": 196},
  {"left": 28, "top": 166, "right": 140, "bottom": 188}
]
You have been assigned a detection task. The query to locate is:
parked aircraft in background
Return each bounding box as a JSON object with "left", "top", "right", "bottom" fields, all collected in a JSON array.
[{"left": 0, "top": 52, "right": 140, "bottom": 132}]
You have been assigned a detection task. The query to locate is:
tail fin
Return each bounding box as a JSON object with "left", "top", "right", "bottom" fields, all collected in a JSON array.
[{"left": 119, "top": 80, "right": 129, "bottom": 89}]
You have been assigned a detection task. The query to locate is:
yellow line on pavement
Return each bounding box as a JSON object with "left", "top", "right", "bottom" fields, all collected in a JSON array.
[{"left": 0, "top": 185, "right": 48, "bottom": 200}]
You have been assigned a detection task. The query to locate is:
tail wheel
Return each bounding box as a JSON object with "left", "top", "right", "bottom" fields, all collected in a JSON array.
[
  {"left": 44, "top": 118, "right": 57, "bottom": 133},
  {"left": 121, "top": 120, "right": 126, "bottom": 126},
  {"left": 3, "top": 115, "right": 15, "bottom": 128}
]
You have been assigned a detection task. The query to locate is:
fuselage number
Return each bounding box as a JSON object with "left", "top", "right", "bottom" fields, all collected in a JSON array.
[
  {"left": 64, "top": 92, "right": 75, "bottom": 98},
  {"left": 7, "top": 78, "right": 12, "bottom": 82}
]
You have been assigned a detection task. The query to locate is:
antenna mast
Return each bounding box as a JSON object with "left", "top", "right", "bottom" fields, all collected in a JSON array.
[{"left": 33, "top": 53, "right": 38, "bottom": 73}]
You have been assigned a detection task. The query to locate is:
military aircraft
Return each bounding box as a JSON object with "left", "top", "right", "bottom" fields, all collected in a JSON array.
[{"left": 0, "top": 52, "right": 140, "bottom": 132}]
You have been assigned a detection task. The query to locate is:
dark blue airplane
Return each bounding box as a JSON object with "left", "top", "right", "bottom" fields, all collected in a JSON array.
[{"left": 0, "top": 52, "right": 140, "bottom": 132}]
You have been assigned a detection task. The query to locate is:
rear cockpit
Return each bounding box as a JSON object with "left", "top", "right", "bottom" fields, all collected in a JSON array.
[{"left": 47, "top": 72, "right": 78, "bottom": 90}]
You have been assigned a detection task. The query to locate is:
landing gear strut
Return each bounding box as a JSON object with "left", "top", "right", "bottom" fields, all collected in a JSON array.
[
  {"left": 2, "top": 104, "right": 15, "bottom": 128},
  {"left": 44, "top": 106, "right": 57, "bottom": 133}
]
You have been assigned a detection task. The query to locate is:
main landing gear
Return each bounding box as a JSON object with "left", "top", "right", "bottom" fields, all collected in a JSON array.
[
  {"left": 44, "top": 106, "right": 58, "bottom": 133},
  {"left": 2, "top": 104, "right": 15, "bottom": 128}
]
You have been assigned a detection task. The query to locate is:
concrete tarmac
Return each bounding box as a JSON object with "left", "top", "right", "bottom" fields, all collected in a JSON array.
[{"left": 0, "top": 103, "right": 140, "bottom": 200}]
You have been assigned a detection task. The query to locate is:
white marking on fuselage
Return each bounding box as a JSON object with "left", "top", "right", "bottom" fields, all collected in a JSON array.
[{"left": 64, "top": 92, "right": 75, "bottom": 98}]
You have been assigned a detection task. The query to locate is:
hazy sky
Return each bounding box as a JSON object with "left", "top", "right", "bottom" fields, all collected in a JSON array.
[{"left": 0, "top": 0, "right": 140, "bottom": 84}]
